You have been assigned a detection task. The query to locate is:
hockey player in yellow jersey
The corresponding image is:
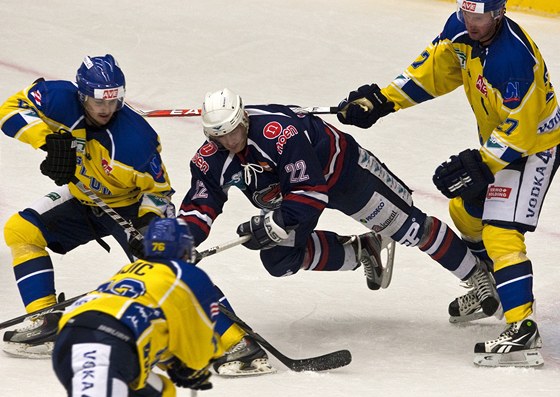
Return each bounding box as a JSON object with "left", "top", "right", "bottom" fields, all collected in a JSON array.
[
  {"left": 52, "top": 217, "right": 224, "bottom": 396},
  {"left": 0, "top": 54, "right": 174, "bottom": 357},
  {"left": 337, "top": 0, "right": 558, "bottom": 367}
]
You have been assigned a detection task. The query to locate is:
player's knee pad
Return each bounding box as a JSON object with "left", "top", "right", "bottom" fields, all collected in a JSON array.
[
  {"left": 482, "top": 225, "right": 527, "bottom": 271},
  {"left": 449, "top": 197, "right": 483, "bottom": 240},
  {"left": 391, "top": 206, "right": 427, "bottom": 248},
  {"left": 260, "top": 248, "right": 303, "bottom": 277},
  {"left": 4, "top": 213, "right": 48, "bottom": 266}
]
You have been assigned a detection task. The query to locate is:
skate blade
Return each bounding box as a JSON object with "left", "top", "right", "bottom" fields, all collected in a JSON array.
[
  {"left": 216, "top": 358, "right": 277, "bottom": 377},
  {"left": 2, "top": 341, "right": 53, "bottom": 359},
  {"left": 449, "top": 303, "right": 504, "bottom": 324},
  {"left": 449, "top": 310, "right": 491, "bottom": 324},
  {"left": 474, "top": 349, "right": 544, "bottom": 368},
  {"left": 380, "top": 238, "right": 395, "bottom": 289}
]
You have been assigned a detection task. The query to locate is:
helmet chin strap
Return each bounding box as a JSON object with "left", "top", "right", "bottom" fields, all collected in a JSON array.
[{"left": 480, "top": 16, "right": 503, "bottom": 46}]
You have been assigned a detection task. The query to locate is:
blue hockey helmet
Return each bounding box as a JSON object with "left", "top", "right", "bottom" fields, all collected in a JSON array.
[
  {"left": 76, "top": 54, "right": 126, "bottom": 110},
  {"left": 143, "top": 218, "right": 195, "bottom": 261},
  {"left": 456, "top": 0, "right": 506, "bottom": 22}
]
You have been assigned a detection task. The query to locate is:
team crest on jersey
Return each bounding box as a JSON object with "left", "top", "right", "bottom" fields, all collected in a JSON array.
[
  {"left": 476, "top": 75, "right": 488, "bottom": 97},
  {"left": 503, "top": 82, "right": 521, "bottom": 105},
  {"left": 150, "top": 155, "right": 164, "bottom": 180},
  {"left": 252, "top": 183, "right": 282, "bottom": 210},
  {"left": 199, "top": 141, "right": 218, "bottom": 157},
  {"left": 31, "top": 90, "right": 42, "bottom": 106},
  {"left": 101, "top": 158, "right": 113, "bottom": 175}
]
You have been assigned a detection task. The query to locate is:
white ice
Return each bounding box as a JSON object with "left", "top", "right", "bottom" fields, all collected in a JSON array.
[{"left": 1, "top": 1, "right": 559, "bottom": 396}]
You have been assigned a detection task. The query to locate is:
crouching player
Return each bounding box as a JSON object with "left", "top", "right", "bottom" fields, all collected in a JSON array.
[{"left": 52, "top": 218, "right": 224, "bottom": 396}]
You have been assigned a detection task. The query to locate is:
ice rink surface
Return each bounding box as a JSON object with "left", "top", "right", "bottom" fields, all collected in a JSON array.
[{"left": 1, "top": 1, "right": 559, "bottom": 395}]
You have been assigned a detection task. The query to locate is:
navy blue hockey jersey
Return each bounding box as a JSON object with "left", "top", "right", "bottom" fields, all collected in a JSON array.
[{"left": 178, "top": 104, "right": 362, "bottom": 245}]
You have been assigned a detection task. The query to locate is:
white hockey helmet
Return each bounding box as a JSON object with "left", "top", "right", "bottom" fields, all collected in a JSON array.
[{"left": 201, "top": 88, "right": 249, "bottom": 138}]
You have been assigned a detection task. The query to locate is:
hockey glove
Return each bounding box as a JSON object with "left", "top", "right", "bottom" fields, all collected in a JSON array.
[
  {"left": 127, "top": 212, "right": 159, "bottom": 259},
  {"left": 40, "top": 131, "right": 77, "bottom": 186},
  {"left": 167, "top": 359, "right": 213, "bottom": 391},
  {"left": 433, "top": 149, "right": 494, "bottom": 201},
  {"left": 236, "top": 211, "right": 289, "bottom": 250},
  {"left": 337, "top": 84, "right": 395, "bottom": 129}
]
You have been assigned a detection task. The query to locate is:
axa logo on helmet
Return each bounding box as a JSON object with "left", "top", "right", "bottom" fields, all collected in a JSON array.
[
  {"left": 92, "top": 87, "right": 125, "bottom": 100},
  {"left": 102, "top": 89, "right": 119, "bottom": 100},
  {"left": 461, "top": 1, "right": 477, "bottom": 12}
]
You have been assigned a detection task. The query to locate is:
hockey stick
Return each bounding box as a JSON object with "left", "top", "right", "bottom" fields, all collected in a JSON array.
[
  {"left": 131, "top": 106, "right": 337, "bottom": 118},
  {"left": 0, "top": 237, "right": 250, "bottom": 331},
  {"left": 71, "top": 177, "right": 251, "bottom": 257},
  {"left": 219, "top": 304, "right": 352, "bottom": 372},
  {"left": 71, "top": 177, "right": 142, "bottom": 240}
]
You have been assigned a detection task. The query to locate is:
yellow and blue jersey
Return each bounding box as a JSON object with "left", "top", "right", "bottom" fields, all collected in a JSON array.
[
  {"left": 382, "top": 14, "right": 560, "bottom": 174},
  {"left": 59, "top": 258, "right": 224, "bottom": 390},
  {"left": 0, "top": 79, "right": 172, "bottom": 216}
]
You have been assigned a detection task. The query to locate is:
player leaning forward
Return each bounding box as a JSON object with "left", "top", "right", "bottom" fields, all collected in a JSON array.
[
  {"left": 178, "top": 88, "right": 499, "bottom": 362},
  {"left": 337, "top": 0, "right": 559, "bottom": 367},
  {"left": 52, "top": 218, "right": 223, "bottom": 396},
  {"left": 0, "top": 55, "right": 174, "bottom": 357}
]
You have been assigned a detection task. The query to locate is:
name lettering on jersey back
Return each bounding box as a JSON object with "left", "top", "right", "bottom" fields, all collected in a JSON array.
[
  {"left": 476, "top": 75, "right": 488, "bottom": 97},
  {"left": 262, "top": 121, "right": 299, "bottom": 154},
  {"left": 118, "top": 261, "right": 154, "bottom": 276}
]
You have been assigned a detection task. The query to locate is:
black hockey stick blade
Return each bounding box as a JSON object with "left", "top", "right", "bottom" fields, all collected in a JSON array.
[
  {"left": 219, "top": 304, "right": 352, "bottom": 372},
  {"left": 0, "top": 293, "right": 86, "bottom": 331}
]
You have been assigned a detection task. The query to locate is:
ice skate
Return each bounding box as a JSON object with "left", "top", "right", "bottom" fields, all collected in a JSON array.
[
  {"left": 449, "top": 262, "right": 502, "bottom": 323},
  {"left": 213, "top": 335, "right": 276, "bottom": 376},
  {"left": 2, "top": 312, "right": 61, "bottom": 359},
  {"left": 474, "top": 317, "right": 543, "bottom": 367},
  {"left": 350, "top": 232, "right": 395, "bottom": 290}
]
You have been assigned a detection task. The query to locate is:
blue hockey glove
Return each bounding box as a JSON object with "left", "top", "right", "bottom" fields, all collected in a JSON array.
[
  {"left": 433, "top": 149, "right": 494, "bottom": 201},
  {"left": 40, "top": 131, "right": 77, "bottom": 186},
  {"left": 236, "top": 211, "right": 289, "bottom": 250},
  {"left": 337, "top": 84, "right": 395, "bottom": 129},
  {"left": 166, "top": 359, "right": 212, "bottom": 391}
]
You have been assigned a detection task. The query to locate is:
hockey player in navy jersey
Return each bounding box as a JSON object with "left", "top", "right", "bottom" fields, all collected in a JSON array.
[
  {"left": 0, "top": 54, "right": 174, "bottom": 358},
  {"left": 179, "top": 88, "right": 500, "bottom": 371},
  {"left": 52, "top": 217, "right": 224, "bottom": 396},
  {"left": 337, "top": 0, "right": 558, "bottom": 367}
]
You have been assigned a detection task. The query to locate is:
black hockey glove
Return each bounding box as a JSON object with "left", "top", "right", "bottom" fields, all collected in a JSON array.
[
  {"left": 127, "top": 212, "right": 159, "bottom": 259},
  {"left": 337, "top": 84, "right": 395, "bottom": 129},
  {"left": 40, "top": 131, "right": 77, "bottom": 186},
  {"left": 433, "top": 149, "right": 495, "bottom": 201},
  {"left": 167, "top": 359, "right": 213, "bottom": 391},
  {"left": 236, "top": 211, "right": 290, "bottom": 250}
]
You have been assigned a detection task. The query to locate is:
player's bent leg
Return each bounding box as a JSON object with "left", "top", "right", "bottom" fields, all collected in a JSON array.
[
  {"left": 211, "top": 287, "right": 274, "bottom": 377},
  {"left": 2, "top": 213, "right": 61, "bottom": 358},
  {"left": 473, "top": 225, "right": 542, "bottom": 367}
]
